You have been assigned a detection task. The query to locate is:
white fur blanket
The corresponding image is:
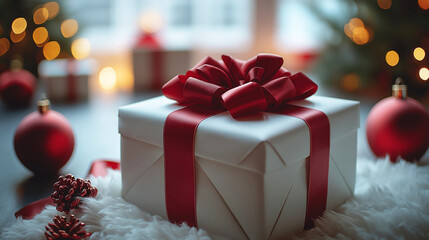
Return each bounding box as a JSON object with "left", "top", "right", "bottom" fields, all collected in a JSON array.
[{"left": 2, "top": 158, "right": 429, "bottom": 240}]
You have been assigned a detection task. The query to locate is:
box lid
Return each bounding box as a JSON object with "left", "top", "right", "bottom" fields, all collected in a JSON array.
[{"left": 119, "top": 95, "right": 359, "bottom": 173}]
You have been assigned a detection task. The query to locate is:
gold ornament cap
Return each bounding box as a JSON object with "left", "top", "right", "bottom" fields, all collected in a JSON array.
[
  {"left": 392, "top": 78, "right": 407, "bottom": 99},
  {"left": 38, "top": 94, "right": 51, "bottom": 114}
]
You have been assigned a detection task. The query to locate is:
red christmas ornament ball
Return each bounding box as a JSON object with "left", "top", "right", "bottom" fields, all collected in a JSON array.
[
  {"left": 366, "top": 94, "right": 429, "bottom": 162},
  {"left": 0, "top": 69, "right": 36, "bottom": 108},
  {"left": 14, "top": 99, "right": 75, "bottom": 175}
]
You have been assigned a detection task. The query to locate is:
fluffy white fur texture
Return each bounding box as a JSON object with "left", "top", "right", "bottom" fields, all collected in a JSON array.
[{"left": 2, "top": 158, "right": 429, "bottom": 240}]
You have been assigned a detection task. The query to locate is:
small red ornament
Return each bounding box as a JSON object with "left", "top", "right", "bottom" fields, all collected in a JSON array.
[
  {"left": 0, "top": 69, "right": 36, "bottom": 108},
  {"left": 366, "top": 79, "right": 429, "bottom": 162},
  {"left": 51, "top": 174, "right": 98, "bottom": 212},
  {"left": 14, "top": 97, "right": 75, "bottom": 175},
  {"left": 45, "top": 214, "right": 91, "bottom": 240}
]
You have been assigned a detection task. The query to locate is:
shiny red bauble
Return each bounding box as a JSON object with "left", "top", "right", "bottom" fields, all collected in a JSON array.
[
  {"left": 0, "top": 69, "right": 36, "bottom": 108},
  {"left": 14, "top": 101, "right": 75, "bottom": 175},
  {"left": 366, "top": 96, "right": 429, "bottom": 162}
]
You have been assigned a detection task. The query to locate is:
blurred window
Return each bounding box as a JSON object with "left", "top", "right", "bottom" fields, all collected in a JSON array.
[
  {"left": 63, "top": 0, "right": 346, "bottom": 53},
  {"left": 64, "top": 0, "right": 252, "bottom": 52}
]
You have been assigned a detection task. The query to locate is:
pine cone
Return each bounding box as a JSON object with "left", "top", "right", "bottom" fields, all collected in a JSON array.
[
  {"left": 45, "top": 214, "right": 91, "bottom": 240},
  {"left": 51, "top": 174, "right": 97, "bottom": 212}
]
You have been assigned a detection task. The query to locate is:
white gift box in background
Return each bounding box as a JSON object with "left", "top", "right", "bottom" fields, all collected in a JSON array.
[
  {"left": 132, "top": 48, "right": 191, "bottom": 91},
  {"left": 38, "top": 59, "right": 97, "bottom": 102},
  {"left": 118, "top": 95, "right": 359, "bottom": 240}
]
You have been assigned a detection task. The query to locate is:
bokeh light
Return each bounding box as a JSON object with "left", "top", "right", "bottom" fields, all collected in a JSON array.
[
  {"left": 0, "top": 38, "right": 10, "bottom": 56},
  {"left": 377, "top": 0, "right": 392, "bottom": 9},
  {"left": 44, "top": 2, "right": 60, "bottom": 20},
  {"left": 418, "top": 0, "right": 429, "bottom": 10},
  {"left": 349, "top": 18, "right": 364, "bottom": 30},
  {"left": 352, "top": 27, "right": 369, "bottom": 45},
  {"left": 340, "top": 73, "right": 360, "bottom": 92},
  {"left": 33, "top": 7, "right": 49, "bottom": 25},
  {"left": 33, "top": 27, "right": 48, "bottom": 45},
  {"left": 12, "top": 17, "right": 27, "bottom": 34},
  {"left": 344, "top": 23, "right": 352, "bottom": 38},
  {"left": 139, "top": 11, "right": 163, "bottom": 34},
  {"left": 10, "top": 30, "right": 26, "bottom": 43},
  {"left": 413, "top": 47, "right": 425, "bottom": 61},
  {"left": 419, "top": 67, "right": 429, "bottom": 81},
  {"left": 385, "top": 50, "right": 399, "bottom": 66},
  {"left": 71, "top": 38, "right": 91, "bottom": 60},
  {"left": 99, "top": 67, "right": 117, "bottom": 90},
  {"left": 344, "top": 18, "right": 370, "bottom": 45},
  {"left": 61, "top": 19, "right": 78, "bottom": 38},
  {"left": 43, "top": 41, "right": 60, "bottom": 60}
]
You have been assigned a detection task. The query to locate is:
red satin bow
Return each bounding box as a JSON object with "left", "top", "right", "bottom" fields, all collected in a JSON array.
[{"left": 162, "top": 53, "right": 318, "bottom": 117}]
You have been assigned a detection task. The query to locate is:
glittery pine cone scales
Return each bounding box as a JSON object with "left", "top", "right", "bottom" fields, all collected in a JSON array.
[
  {"left": 51, "top": 174, "right": 97, "bottom": 212},
  {"left": 45, "top": 215, "right": 91, "bottom": 240}
]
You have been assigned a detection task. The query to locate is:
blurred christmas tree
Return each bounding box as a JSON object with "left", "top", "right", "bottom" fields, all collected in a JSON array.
[
  {"left": 309, "top": 0, "right": 429, "bottom": 98},
  {"left": 0, "top": 0, "right": 76, "bottom": 75}
]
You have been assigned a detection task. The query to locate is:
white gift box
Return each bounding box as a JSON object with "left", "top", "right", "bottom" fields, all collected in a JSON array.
[
  {"left": 39, "top": 59, "right": 97, "bottom": 102},
  {"left": 132, "top": 48, "right": 191, "bottom": 91},
  {"left": 119, "top": 95, "right": 359, "bottom": 240}
]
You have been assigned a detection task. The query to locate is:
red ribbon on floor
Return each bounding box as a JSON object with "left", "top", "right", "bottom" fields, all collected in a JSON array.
[
  {"left": 15, "top": 160, "right": 120, "bottom": 220},
  {"left": 162, "top": 54, "right": 330, "bottom": 228}
]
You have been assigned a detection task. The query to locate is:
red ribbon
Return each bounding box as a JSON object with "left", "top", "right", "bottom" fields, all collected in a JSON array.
[
  {"left": 163, "top": 54, "right": 317, "bottom": 118},
  {"left": 162, "top": 54, "right": 330, "bottom": 229},
  {"left": 15, "top": 160, "right": 120, "bottom": 219},
  {"left": 136, "top": 33, "right": 163, "bottom": 90}
]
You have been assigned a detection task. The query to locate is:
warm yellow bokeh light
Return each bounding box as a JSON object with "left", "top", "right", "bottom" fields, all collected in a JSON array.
[
  {"left": 385, "top": 50, "right": 399, "bottom": 66},
  {"left": 419, "top": 67, "right": 429, "bottom": 81},
  {"left": 413, "top": 47, "right": 425, "bottom": 61},
  {"left": 43, "top": 41, "right": 60, "bottom": 60},
  {"left": 99, "top": 67, "right": 117, "bottom": 90},
  {"left": 344, "top": 23, "right": 353, "bottom": 38},
  {"left": 33, "top": 8, "right": 49, "bottom": 25},
  {"left": 10, "top": 30, "right": 26, "bottom": 43},
  {"left": 61, "top": 19, "right": 78, "bottom": 38},
  {"left": 33, "top": 27, "right": 48, "bottom": 45},
  {"left": 352, "top": 27, "right": 369, "bottom": 45},
  {"left": 44, "top": 2, "right": 60, "bottom": 20},
  {"left": 139, "top": 11, "right": 163, "bottom": 34},
  {"left": 377, "top": 0, "right": 392, "bottom": 9},
  {"left": 419, "top": 0, "right": 429, "bottom": 10},
  {"left": 345, "top": 18, "right": 370, "bottom": 45},
  {"left": 71, "top": 38, "right": 91, "bottom": 60},
  {"left": 349, "top": 18, "right": 364, "bottom": 30},
  {"left": 12, "top": 17, "right": 27, "bottom": 34},
  {"left": 341, "top": 73, "right": 360, "bottom": 92},
  {"left": 0, "top": 38, "right": 10, "bottom": 56}
]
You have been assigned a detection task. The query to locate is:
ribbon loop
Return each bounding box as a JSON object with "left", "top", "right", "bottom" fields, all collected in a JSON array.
[
  {"left": 247, "top": 67, "right": 265, "bottom": 83},
  {"left": 196, "top": 64, "right": 232, "bottom": 88},
  {"left": 262, "top": 76, "right": 296, "bottom": 108},
  {"left": 183, "top": 77, "right": 225, "bottom": 108},
  {"left": 222, "top": 82, "right": 267, "bottom": 118}
]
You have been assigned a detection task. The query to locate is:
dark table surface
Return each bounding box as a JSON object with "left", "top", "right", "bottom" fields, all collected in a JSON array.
[{"left": 0, "top": 86, "right": 428, "bottom": 232}]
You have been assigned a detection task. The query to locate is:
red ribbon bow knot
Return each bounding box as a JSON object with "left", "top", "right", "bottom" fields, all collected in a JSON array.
[{"left": 162, "top": 53, "right": 318, "bottom": 118}]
